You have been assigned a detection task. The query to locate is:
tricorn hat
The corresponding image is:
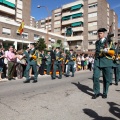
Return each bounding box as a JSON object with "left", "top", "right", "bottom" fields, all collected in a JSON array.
[{"left": 97, "top": 28, "right": 107, "bottom": 33}]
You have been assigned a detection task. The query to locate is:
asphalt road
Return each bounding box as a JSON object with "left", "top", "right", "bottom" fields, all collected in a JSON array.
[{"left": 0, "top": 71, "right": 120, "bottom": 120}]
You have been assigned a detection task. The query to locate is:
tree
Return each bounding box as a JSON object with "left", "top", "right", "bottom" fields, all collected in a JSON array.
[
  {"left": 35, "top": 38, "right": 47, "bottom": 51},
  {"left": 56, "top": 39, "right": 63, "bottom": 49}
]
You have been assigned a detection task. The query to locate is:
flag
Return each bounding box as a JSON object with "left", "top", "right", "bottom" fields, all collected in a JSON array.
[{"left": 17, "top": 20, "right": 24, "bottom": 35}]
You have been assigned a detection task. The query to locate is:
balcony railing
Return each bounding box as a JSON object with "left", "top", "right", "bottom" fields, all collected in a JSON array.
[{"left": 67, "top": 36, "right": 83, "bottom": 41}]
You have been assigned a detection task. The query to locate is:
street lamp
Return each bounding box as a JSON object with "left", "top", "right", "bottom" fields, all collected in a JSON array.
[{"left": 37, "top": 5, "right": 51, "bottom": 48}]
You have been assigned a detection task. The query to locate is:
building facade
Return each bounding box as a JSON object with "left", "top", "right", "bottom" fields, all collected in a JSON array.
[
  {"left": 118, "top": 28, "right": 120, "bottom": 41},
  {"left": 38, "top": 0, "right": 118, "bottom": 52},
  {"left": 0, "top": 0, "right": 66, "bottom": 50}
]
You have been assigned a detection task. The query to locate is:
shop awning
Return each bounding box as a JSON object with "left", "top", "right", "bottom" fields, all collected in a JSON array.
[
  {"left": 0, "top": 0, "right": 3, "bottom": 3},
  {"left": 62, "top": 15, "right": 71, "bottom": 21},
  {"left": 71, "top": 22, "right": 83, "bottom": 27},
  {"left": 3, "top": 0, "right": 15, "bottom": 8},
  {"left": 71, "top": 4, "right": 83, "bottom": 11},
  {"left": 72, "top": 13, "right": 83, "bottom": 18}
]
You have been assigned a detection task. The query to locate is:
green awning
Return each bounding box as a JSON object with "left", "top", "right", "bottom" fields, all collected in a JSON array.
[
  {"left": 3, "top": 0, "right": 15, "bottom": 8},
  {"left": 0, "top": 0, "right": 3, "bottom": 3},
  {"left": 71, "top": 22, "right": 83, "bottom": 27},
  {"left": 62, "top": 15, "right": 71, "bottom": 21},
  {"left": 71, "top": 4, "right": 83, "bottom": 11},
  {"left": 72, "top": 13, "right": 83, "bottom": 18}
]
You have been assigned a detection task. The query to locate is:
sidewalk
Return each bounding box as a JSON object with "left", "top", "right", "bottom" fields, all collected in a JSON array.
[{"left": 0, "top": 70, "right": 90, "bottom": 82}]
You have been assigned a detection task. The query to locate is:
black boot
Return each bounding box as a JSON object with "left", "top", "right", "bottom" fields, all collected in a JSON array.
[
  {"left": 92, "top": 94, "right": 100, "bottom": 99},
  {"left": 23, "top": 79, "right": 30, "bottom": 83}
]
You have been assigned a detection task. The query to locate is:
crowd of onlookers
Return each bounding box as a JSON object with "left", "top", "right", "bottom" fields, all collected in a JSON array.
[
  {"left": 0, "top": 45, "right": 94, "bottom": 81},
  {"left": 76, "top": 53, "right": 94, "bottom": 71}
]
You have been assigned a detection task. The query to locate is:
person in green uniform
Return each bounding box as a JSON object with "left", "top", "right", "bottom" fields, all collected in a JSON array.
[
  {"left": 45, "top": 50, "right": 51, "bottom": 75},
  {"left": 23, "top": 43, "right": 38, "bottom": 83},
  {"left": 52, "top": 47, "right": 63, "bottom": 80},
  {"left": 66, "top": 49, "right": 76, "bottom": 77},
  {"left": 110, "top": 42, "right": 119, "bottom": 86},
  {"left": 23, "top": 47, "right": 30, "bottom": 77},
  {"left": 92, "top": 28, "right": 115, "bottom": 99}
]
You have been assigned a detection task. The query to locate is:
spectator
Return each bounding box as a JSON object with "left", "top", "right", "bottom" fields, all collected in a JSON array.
[
  {"left": 0, "top": 47, "right": 5, "bottom": 80},
  {"left": 76, "top": 54, "right": 81, "bottom": 71},
  {"left": 16, "top": 49, "right": 25, "bottom": 79},
  {"left": 7, "top": 46, "right": 17, "bottom": 80},
  {"left": 81, "top": 53, "right": 85, "bottom": 70}
]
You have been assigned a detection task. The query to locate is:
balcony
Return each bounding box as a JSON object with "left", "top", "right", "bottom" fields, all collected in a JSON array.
[
  {"left": 62, "top": 9, "right": 84, "bottom": 17},
  {"left": 88, "top": 0, "right": 98, "bottom": 4},
  {"left": 88, "top": 16, "right": 97, "bottom": 22},
  {"left": 62, "top": 27, "right": 83, "bottom": 33},
  {"left": 0, "top": 5, "right": 15, "bottom": 15},
  {"left": 88, "top": 7, "right": 97, "bottom": 13},
  {"left": 88, "top": 25, "right": 97, "bottom": 31},
  {"left": 88, "top": 35, "right": 98, "bottom": 40},
  {"left": 54, "top": 16, "right": 61, "bottom": 21},
  {"left": 62, "top": 1, "right": 84, "bottom": 10},
  {"left": 54, "top": 24, "right": 61, "bottom": 28},
  {"left": 62, "top": 17, "right": 84, "bottom": 25},
  {"left": 67, "top": 36, "right": 83, "bottom": 41}
]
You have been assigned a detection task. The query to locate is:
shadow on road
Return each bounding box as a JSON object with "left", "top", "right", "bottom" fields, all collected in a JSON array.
[
  {"left": 107, "top": 102, "right": 120, "bottom": 119},
  {"left": 71, "top": 82, "right": 93, "bottom": 97},
  {"left": 116, "top": 90, "right": 120, "bottom": 92},
  {"left": 83, "top": 108, "right": 117, "bottom": 120}
]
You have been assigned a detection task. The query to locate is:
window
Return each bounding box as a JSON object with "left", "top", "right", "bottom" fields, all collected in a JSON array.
[
  {"left": 54, "top": 21, "right": 60, "bottom": 25},
  {"left": 89, "top": 41, "right": 93, "bottom": 45},
  {"left": 54, "top": 28, "right": 60, "bottom": 32},
  {"left": 118, "top": 29, "right": 120, "bottom": 32},
  {"left": 55, "top": 13, "right": 61, "bottom": 17},
  {"left": 88, "top": 22, "right": 97, "bottom": 27},
  {"left": 88, "top": 3, "right": 98, "bottom": 8},
  {"left": 2, "top": 28, "right": 11, "bottom": 35},
  {"left": 34, "top": 34, "right": 39, "bottom": 40},
  {"left": 88, "top": 12, "right": 97, "bottom": 18},
  {"left": 88, "top": 31, "right": 97, "bottom": 35},
  {"left": 22, "top": 32, "right": 28, "bottom": 39},
  {"left": 118, "top": 34, "right": 120, "bottom": 36},
  {"left": 41, "top": 22, "right": 45, "bottom": 25}
]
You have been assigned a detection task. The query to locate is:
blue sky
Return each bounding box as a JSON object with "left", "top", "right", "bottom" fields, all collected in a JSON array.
[{"left": 31, "top": 0, "right": 120, "bottom": 27}]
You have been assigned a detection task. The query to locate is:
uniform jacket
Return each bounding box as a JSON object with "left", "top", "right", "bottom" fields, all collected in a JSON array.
[
  {"left": 46, "top": 54, "right": 51, "bottom": 65},
  {"left": 94, "top": 38, "right": 115, "bottom": 68}
]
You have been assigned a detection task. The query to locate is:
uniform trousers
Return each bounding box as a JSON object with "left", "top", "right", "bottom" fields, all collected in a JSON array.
[
  {"left": 26, "top": 61, "right": 38, "bottom": 80},
  {"left": 52, "top": 61, "right": 62, "bottom": 78},
  {"left": 93, "top": 66, "right": 112, "bottom": 95}
]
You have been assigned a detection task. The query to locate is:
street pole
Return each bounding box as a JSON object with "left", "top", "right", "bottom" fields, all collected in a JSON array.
[{"left": 37, "top": 5, "right": 51, "bottom": 49}]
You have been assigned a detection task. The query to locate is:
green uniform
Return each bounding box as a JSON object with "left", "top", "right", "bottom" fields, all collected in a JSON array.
[
  {"left": 46, "top": 54, "right": 51, "bottom": 75},
  {"left": 93, "top": 38, "right": 114, "bottom": 95},
  {"left": 52, "top": 51, "right": 62, "bottom": 79},
  {"left": 66, "top": 53, "right": 76, "bottom": 77},
  {"left": 26, "top": 49, "right": 38, "bottom": 81},
  {"left": 23, "top": 50, "right": 29, "bottom": 77},
  {"left": 110, "top": 47, "right": 120, "bottom": 84}
]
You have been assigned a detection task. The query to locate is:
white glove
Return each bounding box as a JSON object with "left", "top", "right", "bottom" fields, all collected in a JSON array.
[
  {"left": 29, "top": 55, "right": 32, "bottom": 58},
  {"left": 103, "top": 48, "right": 109, "bottom": 53}
]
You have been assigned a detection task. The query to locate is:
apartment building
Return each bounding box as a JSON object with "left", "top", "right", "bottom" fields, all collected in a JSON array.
[
  {"left": 38, "top": 0, "right": 118, "bottom": 52},
  {"left": 118, "top": 28, "right": 120, "bottom": 41},
  {"left": 0, "top": 0, "right": 65, "bottom": 50}
]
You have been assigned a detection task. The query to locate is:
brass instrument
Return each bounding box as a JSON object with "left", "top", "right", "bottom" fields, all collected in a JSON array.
[{"left": 65, "top": 57, "right": 76, "bottom": 64}]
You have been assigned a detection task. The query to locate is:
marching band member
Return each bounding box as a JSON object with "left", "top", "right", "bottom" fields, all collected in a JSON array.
[
  {"left": 65, "top": 49, "right": 76, "bottom": 77},
  {"left": 52, "top": 47, "right": 63, "bottom": 80},
  {"left": 45, "top": 50, "right": 51, "bottom": 75},
  {"left": 92, "top": 28, "right": 115, "bottom": 99},
  {"left": 110, "top": 42, "right": 119, "bottom": 86},
  {"left": 23, "top": 43, "right": 38, "bottom": 83}
]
